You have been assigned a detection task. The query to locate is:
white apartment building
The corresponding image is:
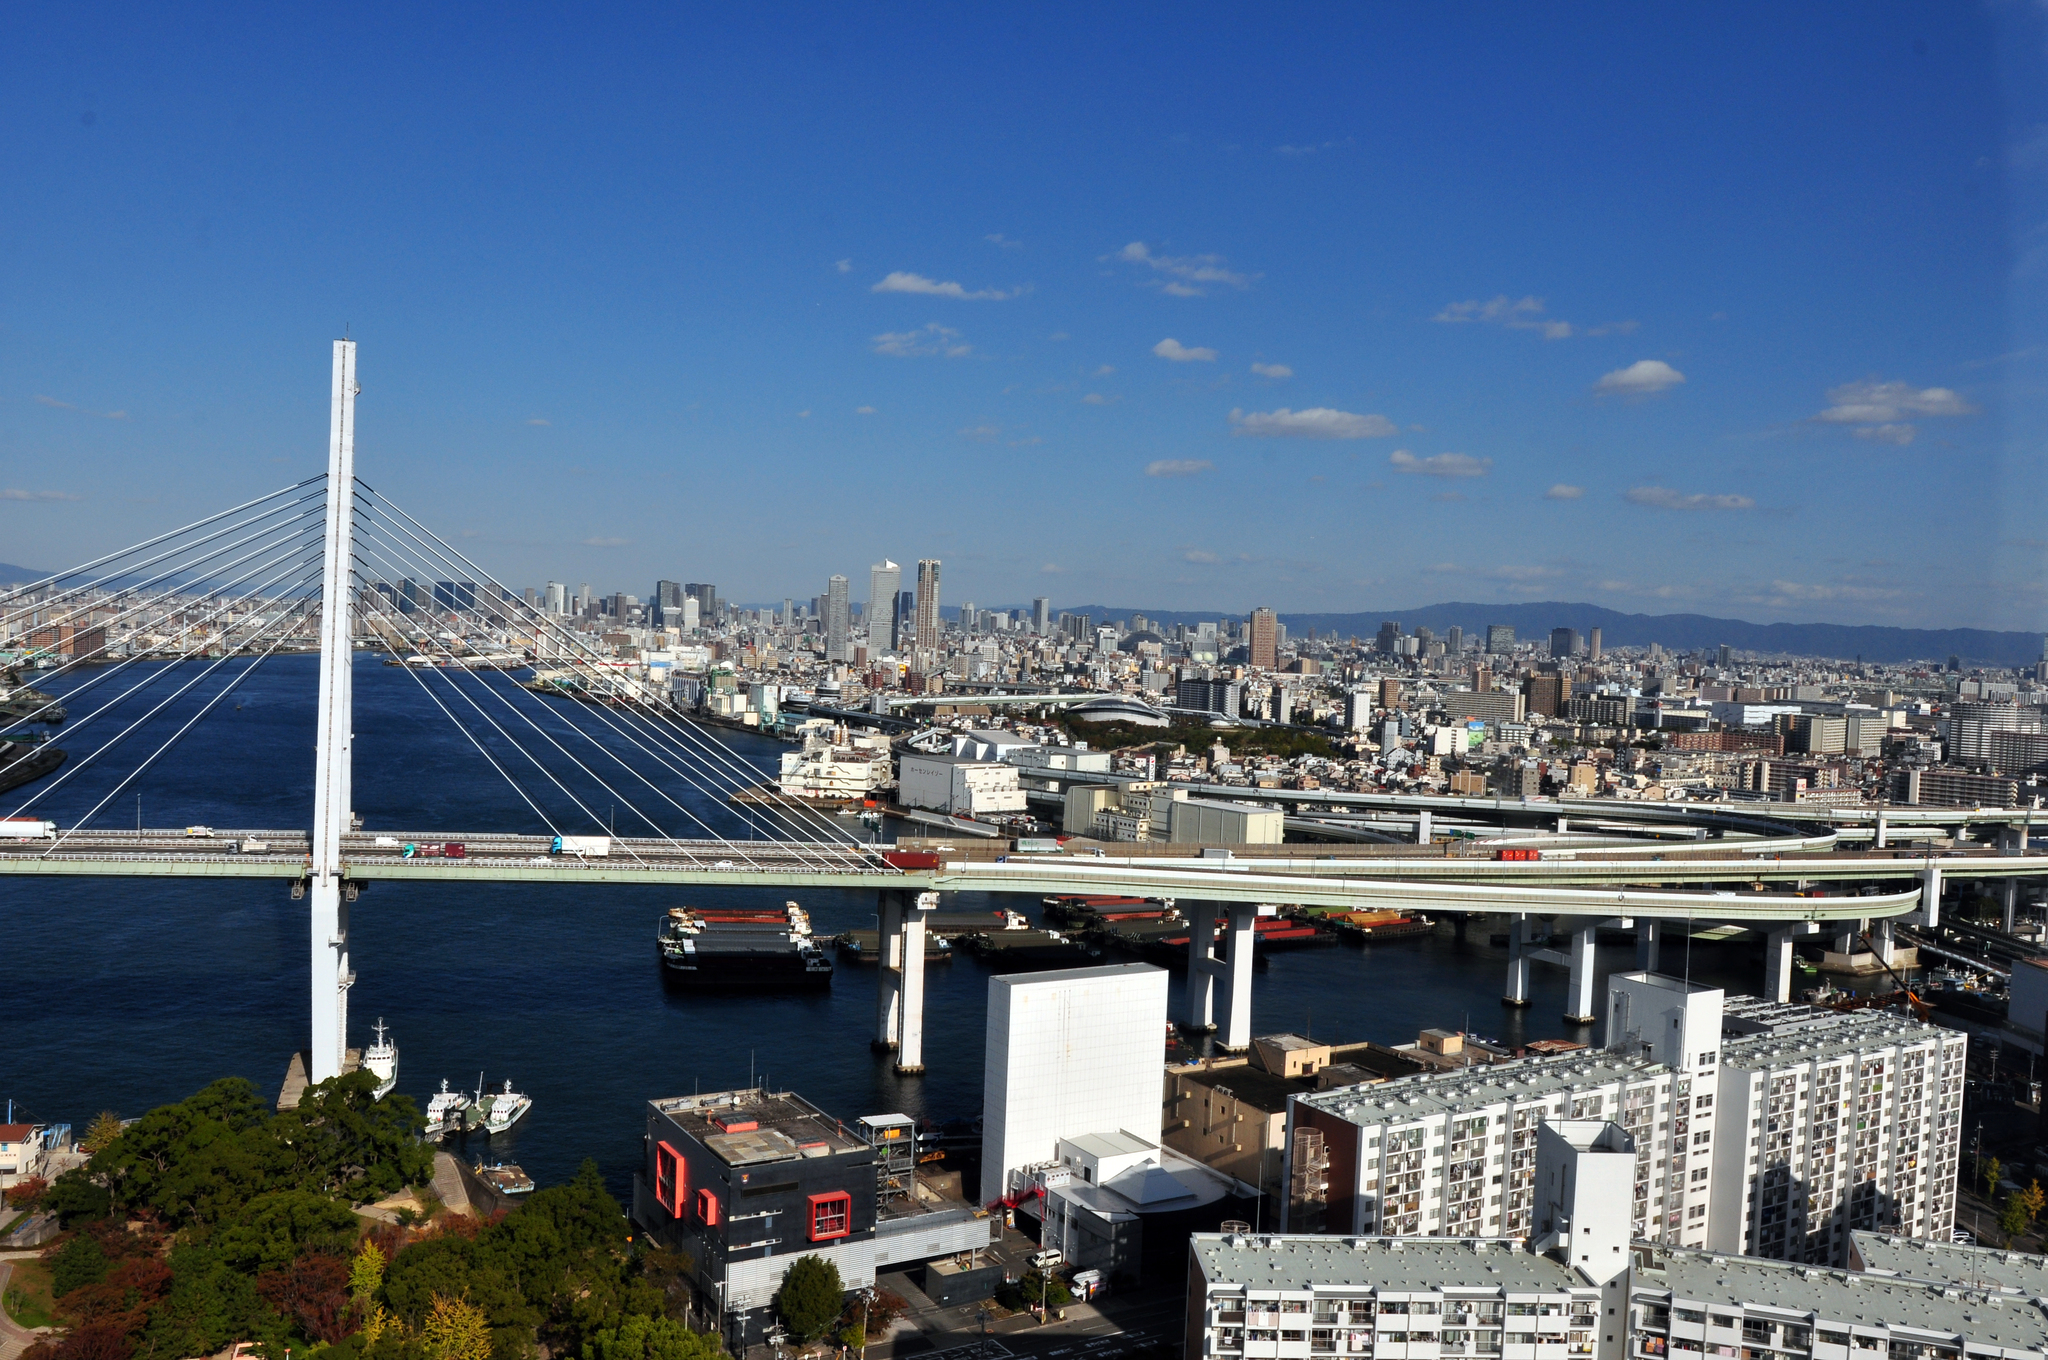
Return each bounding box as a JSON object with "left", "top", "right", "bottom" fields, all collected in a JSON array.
[
  {"left": 1710, "top": 999, "right": 1965, "bottom": 1264},
  {"left": 1286, "top": 973, "right": 1722, "bottom": 1251}
]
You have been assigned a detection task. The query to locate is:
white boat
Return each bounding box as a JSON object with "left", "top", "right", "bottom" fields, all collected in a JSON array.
[
  {"left": 362, "top": 1017, "right": 398, "bottom": 1100},
  {"left": 462, "top": 1076, "right": 533, "bottom": 1136},
  {"left": 424, "top": 1078, "right": 472, "bottom": 1137}
]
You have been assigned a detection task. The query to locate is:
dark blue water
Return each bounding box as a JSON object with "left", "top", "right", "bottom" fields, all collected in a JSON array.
[{"left": 0, "top": 654, "right": 1768, "bottom": 1199}]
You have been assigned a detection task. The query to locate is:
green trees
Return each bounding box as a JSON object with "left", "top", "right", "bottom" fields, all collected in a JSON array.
[{"left": 774, "top": 1256, "right": 844, "bottom": 1343}]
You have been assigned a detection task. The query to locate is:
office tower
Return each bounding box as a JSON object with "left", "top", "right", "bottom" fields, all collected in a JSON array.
[
  {"left": 684, "top": 583, "right": 717, "bottom": 624},
  {"left": 1375, "top": 621, "right": 1400, "bottom": 655},
  {"left": 653, "top": 580, "right": 683, "bottom": 627},
  {"left": 1249, "top": 607, "right": 1278, "bottom": 669},
  {"left": 522, "top": 587, "right": 537, "bottom": 608},
  {"left": 1588, "top": 626, "right": 1602, "bottom": 660},
  {"left": 1550, "top": 627, "right": 1579, "bottom": 659},
  {"left": 1474, "top": 666, "right": 1492, "bottom": 692},
  {"left": 1032, "top": 596, "right": 1051, "bottom": 637},
  {"left": 867, "top": 560, "right": 900, "bottom": 652},
  {"left": 981, "top": 964, "right": 1168, "bottom": 1200},
  {"left": 1447, "top": 625, "right": 1464, "bottom": 653},
  {"left": 782, "top": 598, "right": 794, "bottom": 629},
  {"left": 1486, "top": 624, "right": 1515, "bottom": 655},
  {"left": 1523, "top": 672, "right": 1563, "bottom": 717},
  {"left": 577, "top": 583, "right": 593, "bottom": 616},
  {"left": 1343, "top": 691, "right": 1374, "bottom": 730},
  {"left": 1717, "top": 643, "right": 1733, "bottom": 669},
  {"left": 1288, "top": 973, "right": 1722, "bottom": 1247},
  {"left": 1176, "top": 677, "right": 1243, "bottom": 717},
  {"left": 914, "top": 559, "right": 941, "bottom": 653},
  {"left": 1710, "top": 1000, "right": 1963, "bottom": 1263},
  {"left": 824, "top": 575, "right": 850, "bottom": 662},
  {"left": 609, "top": 592, "right": 628, "bottom": 622},
  {"left": 960, "top": 600, "right": 976, "bottom": 631},
  {"left": 544, "top": 581, "right": 566, "bottom": 614}
]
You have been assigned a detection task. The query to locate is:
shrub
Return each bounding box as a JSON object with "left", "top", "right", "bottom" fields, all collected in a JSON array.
[{"left": 774, "top": 1256, "right": 843, "bottom": 1343}]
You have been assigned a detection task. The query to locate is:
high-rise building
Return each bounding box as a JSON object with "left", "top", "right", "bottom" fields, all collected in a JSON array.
[
  {"left": 684, "top": 583, "right": 717, "bottom": 624},
  {"left": 1587, "top": 626, "right": 1602, "bottom": 660},
  {"left": 1717, "top": 643, "right": 1734, "bottom": 669},
  {"left": 1550, "top": 627, "right": 1579, "bottom": 660},
  {"left": 1032, "top": 597, "right": 1051, "bottom": 636},
  {"left": 1249, "top": 607, "right": 1278, "bottom": 669},
  {"left": 1375, "top": 621, "right": 1400, "bottom": 655},
  {"left": 1523, "top": 672, "right": 1564, "bottom": 717},
  {"left": 544, "top": 581, "right": 566, "bottom": 614},
  {"left": 1486, "top": 624, "right": 1515, "bottom": 655},
  {"left": 867, "top": 560, "right": 900, "bottom": 653},
  {"left": 782, "top": 598, "right": 794, "bottom": 629},
  {"left": 824, "top": 575, "right": 850, "bottom": 662},
  {"left": 1446, "top": 625, "right": 1463, "bottom": 653},
  {"left": 653, "top": 580, "right": 683, "bottom": 627},
  {"left": 914, "top": 559, "right": 941, "bottom": 653},
  {"left": 1176, "top": 677, "right": 1243, "bottom": 717}
]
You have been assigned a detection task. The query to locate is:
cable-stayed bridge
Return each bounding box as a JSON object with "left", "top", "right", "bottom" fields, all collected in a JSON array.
[{"left": 1, "top": 341, "right": 2041, "bottom": 1076}]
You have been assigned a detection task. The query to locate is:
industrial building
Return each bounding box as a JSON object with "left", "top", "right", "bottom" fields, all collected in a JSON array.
[
  {"left": 896, "top": 749, "right": 1027, "bottom": 816},
  {"left": 631, "top": 1088, "right": 995, "bottom": 1350}
]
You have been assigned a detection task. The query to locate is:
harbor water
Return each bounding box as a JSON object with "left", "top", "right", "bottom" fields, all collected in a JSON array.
[{"left": 1, "top": 654, "right": 1782, "bottom": 1201}]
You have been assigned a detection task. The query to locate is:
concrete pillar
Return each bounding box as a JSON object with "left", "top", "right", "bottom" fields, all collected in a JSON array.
[
  {"left": 1636, "top": 919, "right": 1661, "bottom": 973},
  {"left": 1557, "top": 815, "right": 1570, "bottom": 835},
  {"left": 1765, "top": 926, "right": 1796, "bottom": 1004},
  {"left": 1921, "top": 861, "right": 1942, "bottom": 929},
  {"left": 1185, "top": 899, "right": 1220, "bottom": 1031},
  {"left": 1564, "top": 920, "right": 1598, "bottom": 1024},
  {"left": 1417, "top": 809, "right": 1432, "bottom": 845},
  {"left": 873, "top": 890, "right": 904, "bottom": 1050},
  {"left": 1874, "top": 810, "right": 1887, "bottom": 850},
  {"left": 310, "top": 887, "right": 350, "bottom": 1082},
  {"left": 1872, "top": 917, "right": 1896, "bottom": 968},
  {"left": 896, "top": 892, "right": 935, "bottom": 1073},
  {"left": 2005, "top": 879, "right": 2020, "bottom": 935},
  {"left": 1832, "top": 926, "right": 1856, "bottom": 958},
  {"left": 1219, "top": 904, "right": 1258, "bottom": 1050},
  {"left": 1503, "top": 915, "right": 1533, "bottom": 1008}
]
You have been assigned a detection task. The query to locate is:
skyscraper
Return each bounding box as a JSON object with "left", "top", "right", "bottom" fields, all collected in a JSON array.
[
  {"left": 1549, "top": 627, "right": 1579, "bottom": 660},
  {"left": 653, "top": 580, "right": 683, "bottom": 627},
  {"left": 1032, "top": 597, "right": 1051, "bottom": 637},
  {"left": 1486, "top": 624, "right": 1514, "bottom": 655},
  {"left": 544, "top": 581, "right": 566, "bottom": 614},
  {"left": 914, "top": 559, "right": 941, "bottom": 653},
  {"left": 1249, "top": 607, "right": 1278, "bottom": 669},
  {"left": 825, "top": 575, "right": 850, "bottom": 662},
  {"left": 1375, "top": 621, "right": 1400, "bottom": 655},
  {"left": 1447, "top": 625, "right": 1464, "bottom": 653},
  {"left": 1588, "top": 626, "right": 1602, "bottom": 661},
  {"left": 867, "top": 559, "right": 900, "bottom": 652}
]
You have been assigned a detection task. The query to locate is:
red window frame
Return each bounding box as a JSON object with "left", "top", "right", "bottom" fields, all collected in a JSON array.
[
  {"left": 655, "top": 1141, "right": 686, "bottom": 1218},
  {"left": 807, "top": 1190, "right": 852, "bottom": 1241},
  {"left": 697, "top": 1187, "right": 720, "bottom": 1226}
]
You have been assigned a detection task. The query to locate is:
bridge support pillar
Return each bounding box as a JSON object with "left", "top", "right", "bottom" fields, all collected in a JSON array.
[
  {"left": 1874, "top": 811, "right": 1887, "bottom": 850},
  {"left": 1557, "top": 814, "right": 1569, "bottom": 835},
  {"left": 308, "top": 338, "right": 359, "bottom": 1085},
  {"left": 1564, "top": 920, "right": 1598, "bottom": 1024},
  {"left": 1833, "top": 925, "right": 1857, "bottom": 958},
  {"left": 1184, "top": 900, "right": 1221, "bottom": 1032},
  {"left": 874, "top": 890, "right": 904, "bottom": 1050},
  {"left": 2005, "top": 879, "right": 2020, "bottom": 935},
  {"left": 309, "top": 886, "right": 350, "bottom": 1084},
  {"left": 1503, "top": 915, "right": 1532, "bottom": 1008},
  {"left": 1872, "top": 917, "right": 1896, "bottom": 968},
  {"left": 873, "top": 889, "right": 935, "bottom": 1071},
  {"left": 1218, "top": 904, "right": 1257, "bottom": 1051},
  {"left": 1920, "top": 862, "right": 1942, "bottom": 929},
  {"left": 1636, "top": 920, "right": 1661, "bottom": 974},
  {"left": 1417, "top": 810, "right": 1432, "bottom": 845},
  {"left": 1765, "top": 923, "right": 1820, "bottom": 1004}
]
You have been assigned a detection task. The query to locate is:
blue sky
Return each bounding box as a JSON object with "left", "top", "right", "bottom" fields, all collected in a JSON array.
[{"left": 4, "top": 3, "right": 2047, "bottom": 629}]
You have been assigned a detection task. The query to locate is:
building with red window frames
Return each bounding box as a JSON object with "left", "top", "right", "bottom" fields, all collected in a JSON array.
[{"left": 633, "top": 1088, "right": 996, "bottom": 1349}]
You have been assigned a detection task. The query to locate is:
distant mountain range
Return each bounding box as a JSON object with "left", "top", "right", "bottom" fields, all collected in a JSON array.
[
  {"left": 1047, "top": 600, "right": 2047, "bottom": 667},
  {"left": 0, "top": 563, "right": 49, "bottom": 586}
]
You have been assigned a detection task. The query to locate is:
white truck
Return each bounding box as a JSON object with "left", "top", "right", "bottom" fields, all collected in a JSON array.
[
  {"left": 0, "top": 819, "right": 56, "bottom": 840},
  {"left": 550, "top": 835, "right": 612, "bottom": 857}
]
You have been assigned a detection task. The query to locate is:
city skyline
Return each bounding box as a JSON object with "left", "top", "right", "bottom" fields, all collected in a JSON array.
[{"left": 3, "top": 5, "right": 2045, "bottom": 629}]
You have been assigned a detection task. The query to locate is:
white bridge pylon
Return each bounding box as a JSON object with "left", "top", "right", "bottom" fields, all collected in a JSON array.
[{"left": 309, "top": 340, "right": 359, "bottom": 1083}]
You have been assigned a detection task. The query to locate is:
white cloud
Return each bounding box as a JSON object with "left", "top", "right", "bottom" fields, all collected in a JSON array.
[
  {"left": 1624, "top": 485, "right": 1753, "bottom": 511},
  {"left": 1153, "top": 337, "right": 1217, "bottom": 362},
  {"left": 797, "top": 410, "right": 811, "bottom": 418},
  {"left": 1274, "top": 139, "right": 1349, "bottom": 156},
  {"left": 1146, "top": 459, "right": 1214, "bottom": 477},
  {"left": 855, "top": 405, "right": 878, "bottom": 415},
  {"left": 1081, "top": 393, "right": 1115, "bottom": 405},
  {"left": 1040, "top": 562, "right": 1064, "bottom": 574},
  {"left": 1389, "top": 449, "right": 1491, "bottom": 478},
  {"left": 1817, "top": 379, "right": 1976, "bottom": 423},
  {"left": 0, "top": 488, "right": 81, "bottom": 501},
  {"left": 525, "top": 417, "right": 551, "bottom": 426},
  {"left": 1092, "top": 364, "right": 1116, "bottom": 377},
  {"left": 1183, "top": 547, "right": 1223, "bottom": 563},
  {"left": 985, "top": 233, "right": 1024, "bottom": 250},
  {"left": 36, "top": 394, "right": 128, "bottom": 419},
  {"left": 871, "top": 271, "right": 1016, "bottom": 300},
  {"left": 871, "top": 323, "right": 970, "bottom": 358},
  {"left": 1544, "top": 483, "right": 1584, "bottom": 500},
  {"left": 1230, "top": 407, "right": 1398, "bottom": 439},
  {"left": 836, "top": 259, "right": 853, "bottom": 273},
  {"left": 1595, "top": 359, "right": 1685, "bottom": 395},
  {"left": 1754, "top": 578, "right": 1903, "bottom": 603},
  {"left": 1854, "top": 423, "right": 1916, "bottom": 446},
  {"left": 958, "top": 425, "right": 999, "bottom": 442},
  {"left": 1112, "top": 241, "right": 1255, "bottom": 296},
  {"left": 1249, "top": 362, "right": 1293, "bottom": 378},
  {"left": 1433, "top": 295, "right": 1636, "bottom": 340}
]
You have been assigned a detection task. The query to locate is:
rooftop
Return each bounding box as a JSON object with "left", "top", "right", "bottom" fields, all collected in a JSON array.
[
  {"left": 1190, "top": 1233, "right": 1586, "bottom": 1294},
  {"left": 1301, "top": 1051, "right": 1668, "bottom": 1126},
  {"left": 1640, "top": 1246, "right": 2048, "bottom": 1350},
  {"left": 1719, "top": 1009, "right": 1952, "bottom": 1072},
  {"left": 991, "top": 961, "right": 1166, "bottom": 990},
  {"left": 1850, "top": 1232, "right": 2048, "bottom": 1295},
  {"left": 1176, "top": 1042, "right": 1429, "bottom": 1115},
  {"left": 647, "top": 1089, "right": 868, "bottom": 1166}
]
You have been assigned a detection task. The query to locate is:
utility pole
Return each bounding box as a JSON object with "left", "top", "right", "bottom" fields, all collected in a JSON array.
[{"left": 309, "top": 339, "right": 359, "bottom": 1083}]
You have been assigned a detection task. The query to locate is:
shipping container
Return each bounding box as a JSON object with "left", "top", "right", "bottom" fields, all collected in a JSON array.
[{"left": 882, "top": 850, "right": 941, "bottom": 870}]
